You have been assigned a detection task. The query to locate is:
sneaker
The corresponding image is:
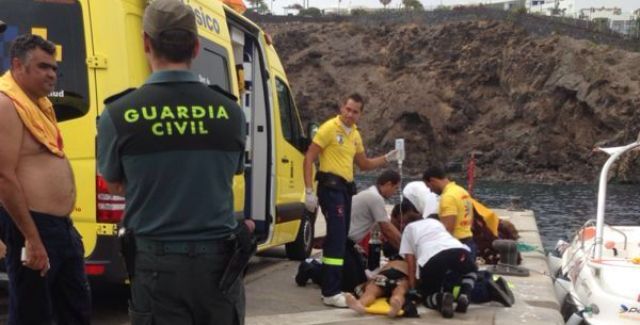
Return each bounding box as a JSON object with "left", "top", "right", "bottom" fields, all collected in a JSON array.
[
  {"left": 322, "top": 293, "right": 348, "bottom": 308},
  {"left": 487, "top": 278, "right": 513, "bottom": 307},
  {"left": 440, "top": 292, "right": 454, "bottom": 318},
  {"left": 494, "top": 276, "right": 515, "bottom": 305},
  {"left": 455, "top": 294, "right": 469, "bottom": 313}
]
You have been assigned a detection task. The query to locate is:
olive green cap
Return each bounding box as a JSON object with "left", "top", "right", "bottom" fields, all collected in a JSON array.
[{"left": 143, "top": 0, "right": 197, "bottom": 39}]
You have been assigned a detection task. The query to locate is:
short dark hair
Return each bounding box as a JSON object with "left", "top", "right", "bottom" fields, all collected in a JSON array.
[
  {"left": 345, "top": 93, "right": 365, "bottom": 111},
  {"left": 10, "top": 34, "right": 56, "bottom": 62},
  {"left": 404, "top": 211, "right": 423, "bottom": 224},
  {"left": 149, "top": 30, "right": 197, "bottom": 63},
  {"left": 391, "top": 201, "right": 422, "bottom": 231},
  {"left": 376, "top": 169, "right": 400, "bottom": 186},
  {"left": 391, "top": 200, "right": 419, "bottom": 220},
  {"left": 422, "top": 166, "right": 447, "bottom": 181}
]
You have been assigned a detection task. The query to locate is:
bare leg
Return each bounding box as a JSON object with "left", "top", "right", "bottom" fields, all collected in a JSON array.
[
  {"left": 346, "top": 282, "right": 383, "bottom": 314},
  {"left": 345, "top": 293, "right": 366, "bottom": 314},
  {"left": 359, "top": 282, "right": 383, "bottom": 307},
  {"left": 388, "top": 279, "right": 409, "bottom": 317}
]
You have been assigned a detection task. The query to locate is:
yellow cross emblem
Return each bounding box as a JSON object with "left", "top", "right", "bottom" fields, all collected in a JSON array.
[{"left": 30, "top": 27, "right": 62, "bottom": 62}]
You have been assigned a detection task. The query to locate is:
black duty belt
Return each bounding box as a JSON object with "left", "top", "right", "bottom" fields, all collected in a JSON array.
[
  {"left": 315, "top": 171, "right": 357, "bottom": 195},
  {"left": 135, "top": 238, "right": 230, "bottom": 256}
]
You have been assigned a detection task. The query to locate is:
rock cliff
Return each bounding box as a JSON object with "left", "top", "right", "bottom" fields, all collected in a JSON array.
[{"left": 261, "top": 14, "right": 640, "bottom": 183}]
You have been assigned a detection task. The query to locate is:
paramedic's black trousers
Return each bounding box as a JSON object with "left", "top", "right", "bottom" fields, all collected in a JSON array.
[
  {"left": 318, "top": 184, "right": 352, "bottom": 297},
  {"left": 419, "top": 248, "right": 478, "bottom": 307}
]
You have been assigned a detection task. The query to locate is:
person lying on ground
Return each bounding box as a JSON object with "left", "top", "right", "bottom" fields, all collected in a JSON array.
[
  {"left": 344, "top": 259, "right": 410, "bottom": 318},
  {"left": 400, "top": 213, "right": 478, "bottom": 319}
]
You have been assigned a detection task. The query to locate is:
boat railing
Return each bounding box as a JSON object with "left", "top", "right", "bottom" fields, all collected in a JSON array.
[
  {"left": 606, "top": 225, "right": 628, "bottom": 252},
  {"left": 578, "top": 219, "right": 628, "bottom": 254},
  {"left": 578, "top": 219, "right": 596, "bottom": 250}
]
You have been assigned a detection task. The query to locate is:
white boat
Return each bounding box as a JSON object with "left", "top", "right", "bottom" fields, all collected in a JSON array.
[{"left": 549, "top": 135, "right": 640, "bottom": 325}]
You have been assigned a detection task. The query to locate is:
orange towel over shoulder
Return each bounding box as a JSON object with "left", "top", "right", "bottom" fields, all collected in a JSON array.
[{"left": 0, "top": 72, "right": 64, "bottom": 157}]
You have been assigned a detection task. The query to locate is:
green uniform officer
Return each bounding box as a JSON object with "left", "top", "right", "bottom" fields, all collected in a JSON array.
[{"left": 97, "top": 1, "right": 249, "bottom": 324}]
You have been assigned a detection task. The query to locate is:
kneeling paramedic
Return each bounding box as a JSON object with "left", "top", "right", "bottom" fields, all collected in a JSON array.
[{"left": 97, "top": 1, "right": 252, "bottom": 324}]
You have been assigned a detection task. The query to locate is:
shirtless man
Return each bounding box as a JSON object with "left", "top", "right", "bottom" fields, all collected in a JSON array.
[{"left": 0, "top": 34, "right": 91, "bottom": 325}]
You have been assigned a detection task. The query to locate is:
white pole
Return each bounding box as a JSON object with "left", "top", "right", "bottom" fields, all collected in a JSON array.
[{"left": 594, "top": 140, "right": 640, "bottom": 259}]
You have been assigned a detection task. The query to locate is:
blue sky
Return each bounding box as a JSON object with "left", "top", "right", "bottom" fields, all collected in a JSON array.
[{"left": 265, "top": 0, "right": 639, "bottom": 15}]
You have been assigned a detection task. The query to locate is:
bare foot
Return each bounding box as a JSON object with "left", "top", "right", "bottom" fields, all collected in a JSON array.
[
  {"left": 388, "top": 296, "right": 403, "bottom": 317},
  {"left": 345, "top": 293, "right": 366, "bottom": 314}
]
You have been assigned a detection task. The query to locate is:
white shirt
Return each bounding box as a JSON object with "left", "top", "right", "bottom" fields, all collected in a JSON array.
[
  {"left": 402, "top": 181, "right": 439, "bottom": 218},
  {"left": 399, "top": 218, "right": 468, "bottom": 268},
  {"left": 349, "top": 186, "right": 388, "bottom": 243}
]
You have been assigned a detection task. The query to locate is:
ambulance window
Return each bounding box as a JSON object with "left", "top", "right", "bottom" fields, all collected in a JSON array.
[
  {"left": 0, "top": 0, "right": 89, "bottom": 122},
  {"left": 276, "top": 78, "right": 304, "bottom": 151},
  {"left": 190, "top": 37, "right": 230, "bottom": 91}
]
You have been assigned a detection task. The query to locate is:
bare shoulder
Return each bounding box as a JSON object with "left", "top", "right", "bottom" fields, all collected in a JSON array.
[
  {"left": 0, "top": 93, "right": 23, "bottom": 141},
  {"left": 0, "top": 92, "right": 23, "bottom": 172},
  {"left": 0, "top": 92, "right": 19, "bottom": 121}
]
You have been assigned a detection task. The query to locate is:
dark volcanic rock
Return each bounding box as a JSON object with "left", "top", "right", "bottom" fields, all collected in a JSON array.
[{"left": 264, "top": 19, "right": 640, "bottom": 183}]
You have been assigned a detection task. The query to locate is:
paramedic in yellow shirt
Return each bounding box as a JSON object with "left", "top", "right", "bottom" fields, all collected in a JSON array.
[
  {"left": 303, "top": 93, "right": 399, "bottom": 308},
  {"left": 422, "top": 165, "right": 477, "bottom": 261}
]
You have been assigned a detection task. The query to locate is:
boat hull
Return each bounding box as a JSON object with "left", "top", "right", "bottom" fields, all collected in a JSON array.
[{"left": 559, "top": 226, "right": 640, "bottom": 324}]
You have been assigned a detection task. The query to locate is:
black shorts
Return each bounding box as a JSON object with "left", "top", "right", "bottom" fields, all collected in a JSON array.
[
  {"left": 0, "top": 208, "right": 91, "bottom": 325},
  {"left": 375, "top": 267, "right": 407, "bottom": 296}
]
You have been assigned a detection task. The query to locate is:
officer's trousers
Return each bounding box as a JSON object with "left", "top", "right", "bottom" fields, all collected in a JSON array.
[
  {"left": 318, "top": 185, "right": 352, "bottom": 297},
  {"left": 129, "top": 240, "right": 244, "bottom": 325}
]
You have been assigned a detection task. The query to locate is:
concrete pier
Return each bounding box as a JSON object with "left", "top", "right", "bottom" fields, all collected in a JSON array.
[{"left": 245, "top": 208, "right": 564, "bottom": 325}]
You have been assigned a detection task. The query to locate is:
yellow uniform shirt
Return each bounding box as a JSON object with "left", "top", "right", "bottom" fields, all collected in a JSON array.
[
  {"left": 313, "top": 116, "right": 365, "bottom": 182},
  {"left": 438, "top": 182, "right": 474, "bottom": 239}
]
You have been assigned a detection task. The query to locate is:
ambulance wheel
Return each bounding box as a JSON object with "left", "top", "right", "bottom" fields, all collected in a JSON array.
[{"left": 286, "top": 210, "right": 315, "bottom": 260}]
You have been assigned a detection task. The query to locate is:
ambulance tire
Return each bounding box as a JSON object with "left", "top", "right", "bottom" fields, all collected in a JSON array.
[{"left": 285, "top": 210, "right": 315, "bottom": 260}]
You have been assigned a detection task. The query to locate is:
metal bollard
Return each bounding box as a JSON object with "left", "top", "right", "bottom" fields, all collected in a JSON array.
[{"left": 486, "top": 239, "right": 530, "bottom": 277}]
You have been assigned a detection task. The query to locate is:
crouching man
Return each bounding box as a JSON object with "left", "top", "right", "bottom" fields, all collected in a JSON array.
[{"left": 400, "top": 213, "right": 478, "bottom": 319}]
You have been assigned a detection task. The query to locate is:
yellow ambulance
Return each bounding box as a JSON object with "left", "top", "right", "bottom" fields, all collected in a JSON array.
[{"left": 0, "top": 0, "right": 314, "bottom": 283}]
